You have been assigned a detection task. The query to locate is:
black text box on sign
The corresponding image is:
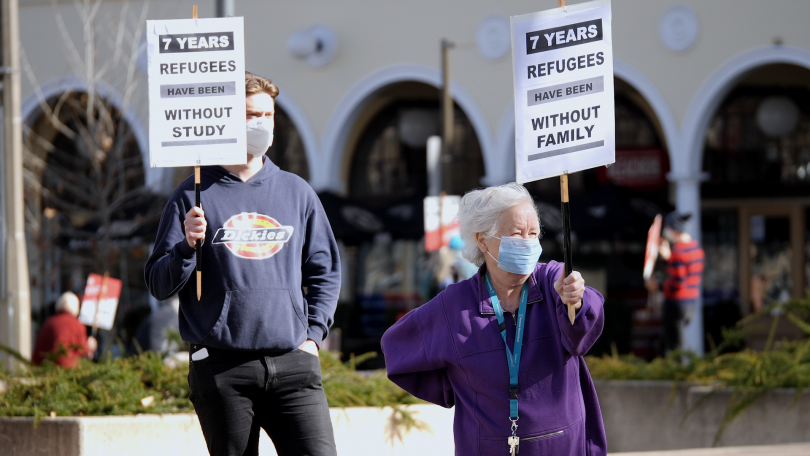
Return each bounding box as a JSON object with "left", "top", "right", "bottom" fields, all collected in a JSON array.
[
  {"left": 159, "top": 32, "right": 235, "bottom": 53},
  {"left": 525, "top": 19, "right": 602, "bottom": 54}
]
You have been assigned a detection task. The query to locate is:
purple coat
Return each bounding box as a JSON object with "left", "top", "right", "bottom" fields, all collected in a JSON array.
[{"left": 381, "top": 261, "right": 607, "bottom": 455}]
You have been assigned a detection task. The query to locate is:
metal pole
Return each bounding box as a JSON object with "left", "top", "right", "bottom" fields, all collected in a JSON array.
[
  {"left": 426, "top": 136, "right": 442, "bottom": 197},
  {"left": 215, "top": 0, "right": 234, "bottom": 17},
  {"left": 1, "top": 0, "right": 32, "bottom": 369},
  {"left": 440, "top": 39, "right": 454, "bottom": 194},
  {"left": 0, "top": 105, "right": 6, "bottom": 307}
]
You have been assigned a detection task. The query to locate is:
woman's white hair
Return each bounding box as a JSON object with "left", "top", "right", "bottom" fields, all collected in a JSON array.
[
  {"left": 56, "top": 291, "right": 80, "bottom": 317},
  {"left": 457, "top": 182, "right": 540, "bottom": 267}
]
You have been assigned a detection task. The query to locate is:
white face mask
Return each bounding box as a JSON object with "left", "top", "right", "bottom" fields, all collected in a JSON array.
[
  {"left": 246, "top": 117, "right": 274, "bottom": 157},
  {"left": 486, "top": 235, "right": 542, "bottom": 275}
]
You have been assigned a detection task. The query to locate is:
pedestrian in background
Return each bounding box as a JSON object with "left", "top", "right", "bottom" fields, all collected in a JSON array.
[
  {"left": 32, "top": 291, "right": 97, "bottom": 367},
  {"left": 646, "top": 212, "right": 705, "bottom": 354},
  {"left": 133, "top": 296, "right": 180, "bottom": 355},
  {"left": 145, "top": 72, "right": 340, "bottom": 456},
  {"left": 382, "top": 183, "right": 606, "bottom": 456}
]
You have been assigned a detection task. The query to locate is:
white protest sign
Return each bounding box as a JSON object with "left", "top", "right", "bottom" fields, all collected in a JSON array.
[
  {"left": 511, "top": 0, "right": 615, "bottom": 184},
  {"left": 423, "top": 195, "right": 461, "bottom": 252},
  {"left": 78, "top": 273, "right": 122, "bottom": 331},
  {"left": 146, "top": 17, "right": 247, "bottom": 167}
]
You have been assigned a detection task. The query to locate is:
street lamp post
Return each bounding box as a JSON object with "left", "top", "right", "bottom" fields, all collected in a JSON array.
[
  {"left": 1, "top": 0, "right": 31, "bottom": 370},
  {"left": 216, "top": 0, "right": 234, "bottom": 18},
  {"left": 440, "top": 39, "right": 455, "bottom": 195}
]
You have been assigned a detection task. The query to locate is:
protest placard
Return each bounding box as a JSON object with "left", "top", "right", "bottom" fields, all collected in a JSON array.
[
  {"left": 146, "top": 16, "right": 247, "bottom": 167},
  {"left": 644, "top": 214, "right": 663, "bottom": 280},
  {"left": 424, "top": 195, "right": 461, "bottom": 252},
  {"left": 511, "top": 0, "right": 615, "bottom": 184},
  {"left": 511, "top": 0, "right": 614, "bottom": 324},
  {"left": 78, "top": 273, "right": 122, "bottom": 332}
]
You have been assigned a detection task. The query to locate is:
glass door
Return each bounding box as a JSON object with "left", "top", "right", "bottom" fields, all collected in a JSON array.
[
  {"left": 747, "top": 215, "right": 792, "bottom": 312},
  {"left": 739, "top": 205, "right": 805, "bottom": 315}
]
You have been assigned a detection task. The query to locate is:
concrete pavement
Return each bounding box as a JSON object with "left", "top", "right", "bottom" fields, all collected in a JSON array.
[{"left": 611, "top": 443, "right": 810, "bottom": 456}]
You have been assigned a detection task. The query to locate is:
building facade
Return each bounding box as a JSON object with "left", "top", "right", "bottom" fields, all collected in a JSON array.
[{"left": 16, "top": 0, "right": 810, "bottom": 356}]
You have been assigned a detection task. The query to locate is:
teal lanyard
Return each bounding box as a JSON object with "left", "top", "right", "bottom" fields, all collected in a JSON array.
[{"left": 485, "top": 272, "right": 529, "bottom": 421}]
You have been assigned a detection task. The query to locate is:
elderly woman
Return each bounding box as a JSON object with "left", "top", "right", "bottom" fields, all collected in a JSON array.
[{"left": 381, "top": 183, "right": 606, "bottom": 456}]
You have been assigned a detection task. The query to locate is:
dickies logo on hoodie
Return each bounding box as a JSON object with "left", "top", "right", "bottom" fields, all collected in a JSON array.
[{"left": 212, "top": 212, "right": 294, "bottom": 260}]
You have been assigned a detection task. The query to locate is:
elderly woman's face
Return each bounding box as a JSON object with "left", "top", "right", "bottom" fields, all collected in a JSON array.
[
  {"left": 495, "top": 203, "right": 540, "bottom": 239},
  {"left": 477, "top": 202, "right": 540, "bottom": 264}
]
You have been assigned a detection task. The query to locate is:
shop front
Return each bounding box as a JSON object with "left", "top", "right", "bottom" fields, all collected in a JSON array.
[{"left": 701, "top": 63, "right": 810, "bottom": 350}]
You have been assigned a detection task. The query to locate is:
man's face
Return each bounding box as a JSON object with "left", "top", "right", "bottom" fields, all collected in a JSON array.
[{"left": 246, "top": 92, "right": 275, "bottom": 127}]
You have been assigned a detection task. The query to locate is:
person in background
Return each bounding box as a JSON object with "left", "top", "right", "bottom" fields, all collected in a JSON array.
[
  {"left": 435, "top": 235, "right": 479, "bottom": 292},
  {"left": 32, "top": 291, "right": 97, "bottom": 367},
  {"left": 646, "top": 211, "right": 705, "bottom": 354},
  {"left": 133, "top": 296, "right": 180, "bottom": 355},
  {"left": 449, "top": 234, "right": 480, "bottom": 282},
  {"left": 382, "top": 183, "right": 606, "bottom": 456}
]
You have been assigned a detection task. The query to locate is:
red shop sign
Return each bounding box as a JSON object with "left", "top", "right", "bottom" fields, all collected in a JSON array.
[{"left": 598, "top": 148, "right": 669, "bottom": 188}]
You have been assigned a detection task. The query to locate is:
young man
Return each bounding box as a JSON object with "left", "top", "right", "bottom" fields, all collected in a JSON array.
[
  {"left": 647, "top": 212, "right": 705, "bottom": 353},
  {"left": 145, "top": 72, "right": 340, "bottom": 456}
]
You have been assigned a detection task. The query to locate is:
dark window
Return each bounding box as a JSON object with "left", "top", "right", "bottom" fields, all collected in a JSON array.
[
  {"left": 702, "top": 87, "right": 810, "bottom": 198},
  {"left": 349, "top": 101, "right": 484, "bottom": 201}
]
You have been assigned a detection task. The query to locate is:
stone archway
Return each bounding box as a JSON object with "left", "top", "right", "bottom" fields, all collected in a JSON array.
[{"left": 317, "top": 64, "right": 494, "bottom": 193}]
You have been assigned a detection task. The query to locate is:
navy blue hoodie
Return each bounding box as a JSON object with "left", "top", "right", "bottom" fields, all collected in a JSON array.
[{"left": 144, "top": 159, "right": 340, "bottom": 352}]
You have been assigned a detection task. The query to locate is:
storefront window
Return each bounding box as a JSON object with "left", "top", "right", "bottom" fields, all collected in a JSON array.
[
  {"left": 703, "top": 86, "right": 810, "bottom": 198},
  {"left": 700, "top": 64, "right": 810, "bottom": 349},
  {"left": 701, "top": 209, "right": 739, "bottom": 307},
  {"left": 349, "top": 101, "right": 483, "bottom": 199},
  {"left": 24, "top": 92, "right": 162, "bottom": 348},
  {"left": 333, "top": 88, "right": 485, "bottom": 367},
  {"left": 525, "top": 80, "right": 672, "bottom": 359}
]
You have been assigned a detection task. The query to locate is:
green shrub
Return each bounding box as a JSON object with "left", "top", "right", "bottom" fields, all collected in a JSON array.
[
  {"left": 321, "top": 352, "right": 421, "bottom": 408},
  {"left": 586, "top": 299, "right": 810, "bottom": 388},
  {"left": 0, "top": 351, "right": 191, "bottom": 421},
  {"left": 0, "top": 350, "right": 417, "bottom": 422}
]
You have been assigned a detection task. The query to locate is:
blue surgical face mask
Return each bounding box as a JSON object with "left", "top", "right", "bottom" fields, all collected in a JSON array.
[{"left": 486, "top": 235, "right": 542, "bottom": 275}]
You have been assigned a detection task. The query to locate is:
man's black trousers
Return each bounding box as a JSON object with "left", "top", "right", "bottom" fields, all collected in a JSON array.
[{"left": 188, "top": 345, "right": 337, "bottom": 456}]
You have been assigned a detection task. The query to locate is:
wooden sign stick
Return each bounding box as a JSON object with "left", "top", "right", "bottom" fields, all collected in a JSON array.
[
  {"left": 558, "top": 0, "right": 576, "bottom": 326},
  {"left": 192, "top": 5, "right": 203, "bottom": 301},
  {"left": 560, "top": 174, "right": 576, "bottom": 325}
]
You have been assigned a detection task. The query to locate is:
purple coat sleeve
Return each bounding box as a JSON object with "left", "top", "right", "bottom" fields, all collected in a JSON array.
[
  {"left": 381, "top": 295, "right": 455, "bottom": 408},
  {"left": 545, "top": 261, "right": 605, "bottom": 356}
]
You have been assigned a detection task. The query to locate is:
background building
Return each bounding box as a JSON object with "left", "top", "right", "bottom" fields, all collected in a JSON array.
[{"left": 12, "top": 0, "right": 810, "bottom": 360}]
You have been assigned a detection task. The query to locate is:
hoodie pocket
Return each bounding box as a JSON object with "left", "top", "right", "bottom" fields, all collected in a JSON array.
[{"left": 202, "top": 289, "right": 307, "bottom": 351}]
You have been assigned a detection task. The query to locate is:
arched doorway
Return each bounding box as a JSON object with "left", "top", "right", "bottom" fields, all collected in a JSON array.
[
  {"left": 24, "top": 91, "right": 162, "bottom": 350},
  {"left": 347, "top": 81, "right": 484, "bottom": 200},
  {"left": 328, "top": 80, "right": 485, "bottom": 366},
  {"left": 700, "top": 63, "right": 810, "bottom": 349},
  {"left": 524, "top": 77, "right": 672, "bottom": 359}
]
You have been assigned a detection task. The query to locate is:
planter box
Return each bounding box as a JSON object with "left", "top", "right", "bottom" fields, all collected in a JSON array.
[
  {"left": 2, "top": 381, "right": 809, "bottom": 455},
  {"left": 0, "top": 405, "right": 454, "bottom": 456},
  {"left": 595, "top": 380, "right": 810, "bottom": 452}
]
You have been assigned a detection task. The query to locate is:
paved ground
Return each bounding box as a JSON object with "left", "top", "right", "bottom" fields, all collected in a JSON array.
[{"left": 611, "top": 443, "right": 810, "bottom": 456}]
